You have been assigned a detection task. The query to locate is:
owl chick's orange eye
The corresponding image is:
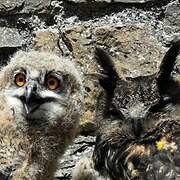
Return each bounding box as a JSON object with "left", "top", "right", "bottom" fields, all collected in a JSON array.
[
  {"left": 46, "top": 76, "right": 60, "bottom": 90},
  {"left": 15, "top": 73, "right": 26, "bottom": 87}
]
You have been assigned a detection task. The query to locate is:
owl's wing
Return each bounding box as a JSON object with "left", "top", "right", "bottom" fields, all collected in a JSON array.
[
  {"left": 130, "top": 119, "right": 180, "bottom": 180},
  {"left": 135, "top": 137, "right": 180, "bottom": 180},
  {"left": 93, "top": 123, "right": 135, "bottom": 180},
  {"left": 93, "top": 120, "right": 180, "bottom": 180},
  {"left": 0, "top": 96, "right": 24, "bottom": 180}
]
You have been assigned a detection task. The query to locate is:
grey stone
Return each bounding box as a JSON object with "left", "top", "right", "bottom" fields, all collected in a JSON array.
[
  {"left": 95, "top": 0, "right": 111, "bottom": 2},
  {"left": 33, "top": 31, "right": 61, "bottom": 54},
  {"left": 68, "top": 0, "right": 86, "bottom": 2},
  {"left": 165, "top": 1, "right": 180, "bottom": 30},
  {"left": 0, "top": 0, "right": 24, "bottom": 14},
  {"left": 113, "top": 0, "right": 151, "bottom": 3},
  {"left": 55, "top": 135, "right": 95, "bottom": 179},
  {"left": 0, "top": 27, "right": 23, "bottom": 48},
  {"left": 67, "top": 0, "right": 153, "bottom": 3},
  {"left": 22, "top": 0, "right": 51, "bottom": 14},
  {"left": 163, "top": 0, "right": 180, "bottom": 42},
  {"left": 0, "top": 0, "right": 51, "bottom": 15},
  {"left": 94, "top": 25, "right": 166, "bottom": 77}
]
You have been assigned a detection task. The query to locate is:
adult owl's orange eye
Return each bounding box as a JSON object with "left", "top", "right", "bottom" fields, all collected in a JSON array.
[
  {"left": 15, "top": 73, "right": 26, "bottom": 87},
  {"left": 46, "top": 76, "right": 60, "bottom": 90}
]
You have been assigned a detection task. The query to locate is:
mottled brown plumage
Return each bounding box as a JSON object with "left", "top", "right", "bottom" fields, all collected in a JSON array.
[
  {"left": 0, "top": 50, "right": 84, "bottom": 180},
  {"left": 72, "top": 39, "right": 180, "bottom": 180}
]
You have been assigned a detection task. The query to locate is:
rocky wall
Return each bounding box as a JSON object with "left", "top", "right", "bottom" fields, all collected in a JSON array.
[{"left": 0, "top": 0, "right": 179, "bottom": 179}]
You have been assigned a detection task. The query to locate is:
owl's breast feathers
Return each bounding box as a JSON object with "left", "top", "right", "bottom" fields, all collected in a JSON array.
[{"left": 0, "top": 96, "right": 28, "bottom": 179}]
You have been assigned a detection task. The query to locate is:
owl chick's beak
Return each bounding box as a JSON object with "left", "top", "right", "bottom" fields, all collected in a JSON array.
[{"left": 22, "top": 80, "right": 43, "bottom": 115}]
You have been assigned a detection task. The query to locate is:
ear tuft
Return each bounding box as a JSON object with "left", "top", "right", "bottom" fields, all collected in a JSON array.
[
  {"left": 95, "top": 47, "right": 118, "bottom": 81},
  {"left": 157, "top": 39, "right": 180, "bottom": 89}
]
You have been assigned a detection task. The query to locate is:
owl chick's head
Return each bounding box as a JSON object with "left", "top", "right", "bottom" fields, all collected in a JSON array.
[{"left": 0, "top": 50, "right": 84, "bottom": 129}]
